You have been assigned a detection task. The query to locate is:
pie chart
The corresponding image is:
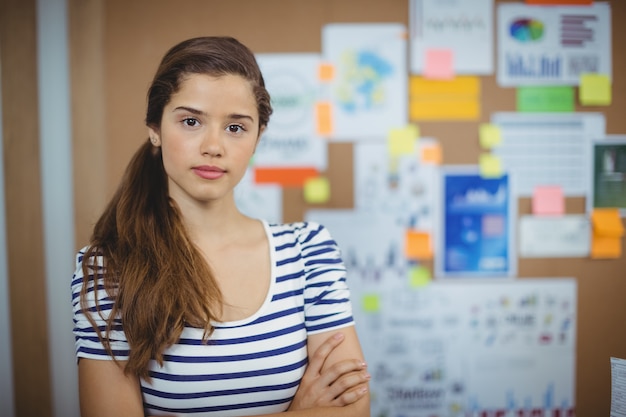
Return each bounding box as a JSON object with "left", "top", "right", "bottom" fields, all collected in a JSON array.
[{"left": 510, "top": 18, "right": 544, "bottom": 42}]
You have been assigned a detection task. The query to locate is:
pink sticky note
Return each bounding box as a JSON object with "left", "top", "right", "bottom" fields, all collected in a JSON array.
[
  {"left": 424, "top": 49, "right": 454, "bottom": 80},
  {"left": 532, "top": 185, "right": 564, "bottom": 216}
]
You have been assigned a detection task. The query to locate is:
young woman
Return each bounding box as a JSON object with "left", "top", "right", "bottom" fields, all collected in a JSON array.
[{"left": 71, "top": 36, "right": 370, "bottom": 416}]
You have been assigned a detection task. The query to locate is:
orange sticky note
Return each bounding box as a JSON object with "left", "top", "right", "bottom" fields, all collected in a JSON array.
[
  {"left": 316, "top": 102, "right": 333, "bottom": 136},
  {"left": 424, "top": 49, "right": 454, "bottom": 80},
  {"left": 479, "top": 153, "right": 503, "bottom": 178},
  {"left": 405, "top": 230, "right": 433, "bottom": 260},
  {"left": 318, "top": 63, "right": 335, "bottom": 82},
  {"left": 591, "top": 208, "right": 624, "bottom": 238},
  {"left": 421, "top": 143, "right": 442, "bottom": 165},
  {"left": 409, "top": 265, "right": 431, "bottom": 288},
  {"left": 304, "top": 176, "right": 330, "bottom": 204},
  {"left": 532, "top": 185, "right": 564, "bottom": 216},
  {"left": 254, "top": 167, "right": 318, "bottom": 187},
  {"left": 591, "top": 234, "right": 622, "bottom": 259}
]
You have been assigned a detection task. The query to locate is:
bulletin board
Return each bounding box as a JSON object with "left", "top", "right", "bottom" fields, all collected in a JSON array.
[{"left": 70, "top": 0, "right": 626, "bottom": 415}]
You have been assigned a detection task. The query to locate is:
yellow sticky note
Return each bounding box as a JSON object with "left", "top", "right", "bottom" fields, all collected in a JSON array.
[
  {"left": 318, "top": 63, "right": 335, "bottom": 82},
  {"left": 409, "top": 76, "right": 480, "bottom": 121},
  {"left": 315, "top": 101, "right": 333, "bottom": 136},
  {"left": 591, "top": 234, "right": 622, "bottom": 259},
  {"left": 479, "top": 153, "right": 502, "bottom": 178},
  {"left": 579, "top": 73, "right": 611, "bottom": 106},
  {"left": 479, "top": 123, "right": 502, "bottom": 149},
  {"left": 409, "top": 266, "right": 431, "bottom": 288},
  {"left": 405, "top": 230, "right": 433, "bottom": 260},
  {"left": 421, "top": 143, "right": 442, "bottom": 165},
  {"left": 388, "top": 125, "right": 419, "bottom": 157},
  {"left": 303, "top": 176, "right": 330, "bottom": 204},
  {"left": 362, "top": 294, "right": 381, "bottom": 313},
  {"left": 591, "top": 208, "right": 624, "bottom": 238}
]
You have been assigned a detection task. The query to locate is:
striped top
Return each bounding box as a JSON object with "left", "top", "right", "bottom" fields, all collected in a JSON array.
[{"left": 71, "top": 221, "right": 355, "bottom": 416}]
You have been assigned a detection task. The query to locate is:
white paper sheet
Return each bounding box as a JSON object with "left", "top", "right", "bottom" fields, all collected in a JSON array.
[
  {"left": 409, "top": 0, "right": 494, "bottom": 75},
  {"left": 491, "top": 112, "right": 606, "bottom": 196},
  {"left": 497, "top": 2, "right": 612, "bottom": 86},
  {"left": 519, "top": 215, "right": 591, "bottom": 258},
  {"left": 254, "top": 53, "right": 327, "bottom": 170},
  {"left": 611, "top": 357, "right": 626, "bottom": 417},
  {"left": 322, "top": 23, "right": 408, "bottom": 141}
]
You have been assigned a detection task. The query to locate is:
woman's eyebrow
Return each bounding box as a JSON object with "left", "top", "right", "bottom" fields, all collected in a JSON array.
[{"left": 173, "top": 106, "right": 205, "bottom": 115}]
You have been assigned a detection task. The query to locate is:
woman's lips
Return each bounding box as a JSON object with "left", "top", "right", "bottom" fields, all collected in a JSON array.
[{"left": 193, "top": 166, "right": 225, "bottom": 180}]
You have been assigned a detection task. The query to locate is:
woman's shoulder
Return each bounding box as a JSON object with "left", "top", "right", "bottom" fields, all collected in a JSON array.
[{"left": 266, "top": 221, "right": 330, "bottom": 242}]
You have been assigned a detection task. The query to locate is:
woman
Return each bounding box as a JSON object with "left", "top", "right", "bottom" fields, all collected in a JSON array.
[{"left": 71, "top": 36, "right": 370, "bottom": 416}]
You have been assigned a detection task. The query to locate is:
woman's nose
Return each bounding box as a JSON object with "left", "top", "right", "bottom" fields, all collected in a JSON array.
[{"left": 200, "top": 129, "right": 223, "bottom": 157}]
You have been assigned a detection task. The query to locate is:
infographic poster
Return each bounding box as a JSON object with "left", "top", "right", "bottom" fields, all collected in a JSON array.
[
  {"left": 437, "top": 167, "right": 515, "bottom": 278},
  {"left": 590, "top": 136, "right": 626, "bottom": 216}
]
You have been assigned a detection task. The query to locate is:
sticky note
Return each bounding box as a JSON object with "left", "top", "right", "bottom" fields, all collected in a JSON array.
[
  {"left": 315, "top": 102, "right": 333, "bottom": 136},
  {"left": 591, "top": 208, "right": 624, "bottom": 238},
  {"left": 424, "top": 49, "right": 454, "bottom": 80},
  {"left": 304, "top": 176, "right": 330, "bottom": 204},
  {"left": 405, "top": 230, "right": 433, "bottom": 260},
  {"left": 517, "top": 86, "right": 575, "bottom": 112},
  {"left": 409, "top": 266, "right": 431, "bottom": 288},
  {"left": 388, "top": 125, "right": 419, "bottom": 157},
  {"left": 532, "top": 185, "right": 565, "bottom": 216},
  {"left": 362, "top": 294, "right": 381, "bottom": 313},
  {"left": 479, "top": 153, "right": 502, "bottom": 178},
  {"left": 421, "top": 143, "right": 442, "bottom": 165},
  {"left": 318, "top": 63, "right": 335, "bottom": 82},
  {"left": 409, "top": 76, "right": 480, "bottom": 121},
  {"left": 579, "top": 73, "right": 611, "bottom": 106},
  {"left": 479, "top": 123, "right": 502, "bottom": 149},
  {"left": 591, "top": 234, "right": 622, "bottom": 259},
  {"left": 254, "top": 167, "right": 318, "bottom": 187}
]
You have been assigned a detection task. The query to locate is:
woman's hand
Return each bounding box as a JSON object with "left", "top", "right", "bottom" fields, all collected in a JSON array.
[{"left": 288, "top": 332, "right": 370, "bottom": 410}]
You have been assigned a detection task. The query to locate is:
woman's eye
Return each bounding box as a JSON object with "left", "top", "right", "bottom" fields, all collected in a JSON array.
[
  {"left": 182, "top": 118, "right": 199, "bottom": 127},
  {"left": 227, "top": 124, "right": 244, "bottom": 133}
]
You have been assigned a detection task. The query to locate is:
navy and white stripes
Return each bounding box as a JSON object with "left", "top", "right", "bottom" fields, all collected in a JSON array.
[{"left": 71, "top": 221, "right": 354, "bottom": 416}]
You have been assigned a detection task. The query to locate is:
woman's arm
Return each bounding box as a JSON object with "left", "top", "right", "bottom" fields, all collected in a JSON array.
[{"left": 78, "top": 331, "right": 370, "bottom": 417}]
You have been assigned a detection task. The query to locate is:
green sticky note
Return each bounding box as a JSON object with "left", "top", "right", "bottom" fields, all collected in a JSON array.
[
  {"left": 303, "top": 177, "right": 330, "bottom": 204},
  {"left": 479, "top": 123, "right": 502, "bottom": 149},
  {"left": 409, "top": 266, "right": 431, "bottom": 288},
  {"left": 517, "top": 86, "right": 575, "bottom": 112},
  {"left": 388, "top": 125, "right": 419, "bottom": 157},
  {"left": 479, "top": 153, "right": 502, "bottom": 178},
  {"left": 579, "top": 73, "right": 611, "bottom": 106},
  {"left": 362, "top": 294, "right": 381, "bottom": 313}
]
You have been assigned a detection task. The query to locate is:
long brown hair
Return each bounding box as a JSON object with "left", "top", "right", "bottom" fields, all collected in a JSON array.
[{"left": 80, "top": 36, "right": 273, "bottom": 379}]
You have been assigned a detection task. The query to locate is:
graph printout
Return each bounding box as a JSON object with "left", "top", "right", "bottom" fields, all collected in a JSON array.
[
  {"left": 409, "top": 0, "right": 494, "bottom": 75},
  {"left": 491, "top": 112, "right": 606, "bottom": 197},
  {"left": 497, "top": 2, "right": 611, "bottom": 86},
  {"left": 322, "top": 23, "right": 408, "bottom": 141}
]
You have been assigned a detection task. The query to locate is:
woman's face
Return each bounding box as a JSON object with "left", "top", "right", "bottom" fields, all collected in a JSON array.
[{"left": 149, "top": 73, "right": 261, "bottom": 209}]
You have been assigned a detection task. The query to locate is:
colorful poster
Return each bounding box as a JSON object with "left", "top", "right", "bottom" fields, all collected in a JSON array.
[
  {"left": 590, "top": 136, "right": 626, "bottom": 216},
  {"left": 409, "top": 0, "right": 494, "bottom": 75},
  {"left": 437, "top": 166, "right": 515, "bottom": 278},
  {"left": 497, "top": 2, "right": 611, "bottom": 86},
  {"left": 254, "top": 53, "right": 327, "bottom": 170},
  {"left": 322, "top": 23, "right": 408, "bottom": 140}
]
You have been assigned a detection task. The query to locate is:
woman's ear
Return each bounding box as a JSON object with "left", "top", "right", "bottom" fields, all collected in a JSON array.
[{"left": 148, "top": 126, "right": 161, "bottom": 147}]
